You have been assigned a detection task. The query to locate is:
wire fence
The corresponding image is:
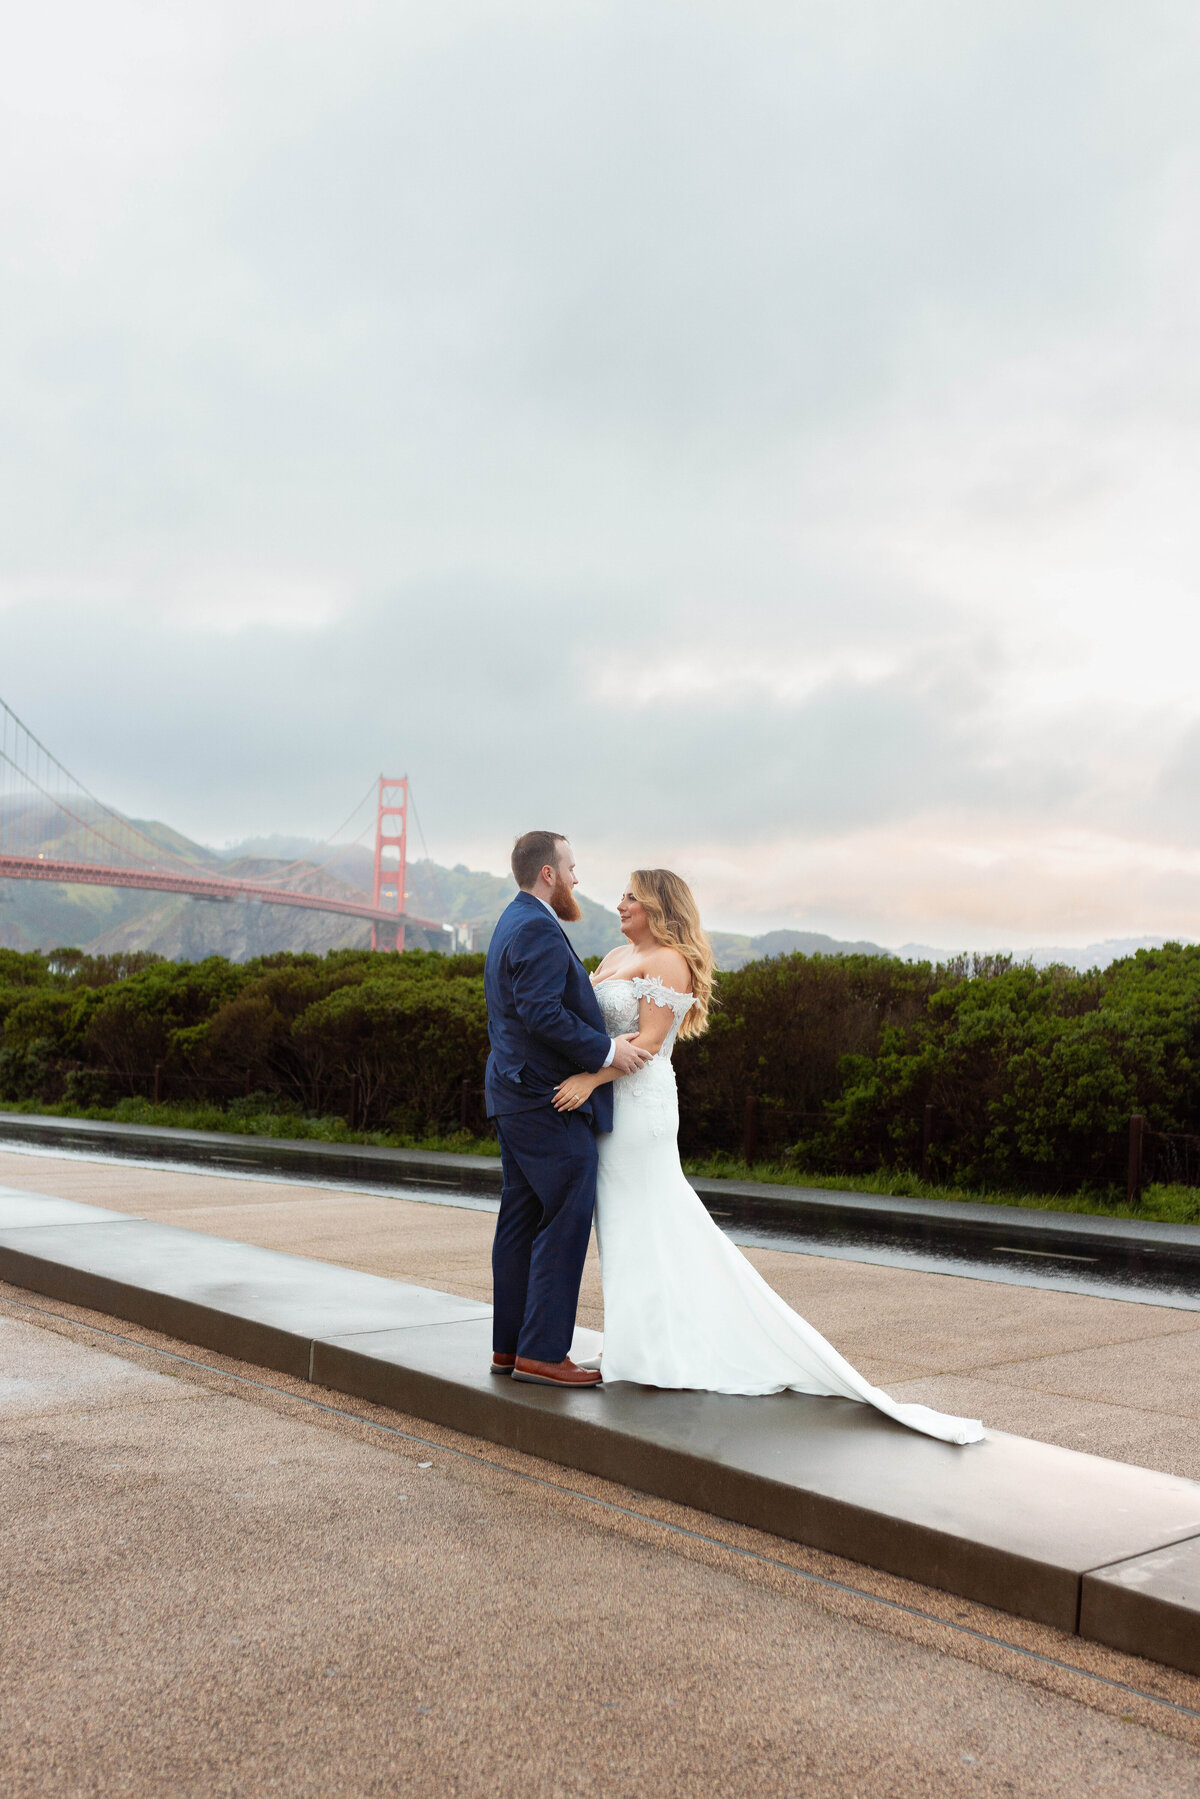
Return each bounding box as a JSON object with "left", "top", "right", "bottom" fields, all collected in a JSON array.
[
  {"left": 40, "top": 1064, "right": 499, "bottom": 1140},
  {"left": 725, "top": 1097, "right": 1161, "bottom": 1207},
  {"left": 1135, "top": 1120, "right": 1200, "bottom": 1201}
]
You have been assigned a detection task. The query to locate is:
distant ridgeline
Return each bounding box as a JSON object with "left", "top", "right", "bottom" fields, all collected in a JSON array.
[
  {"left": 0, "top": 804, "right": 887, "bottom": 969},
  {"left": 3, "top": 939, "right": 1200, "bottom": 1201}
]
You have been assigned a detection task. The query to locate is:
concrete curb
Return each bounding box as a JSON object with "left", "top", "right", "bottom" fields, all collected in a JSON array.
[
  {"left": 2, "top": 1183, "right": 1198, "bottom": 1677},
  {"left": 3, "top": 1111, "right": 1199, "bottom": 1283},
  {"left": 0, "top": 1111, "right": 505, "bottom": 1194}
]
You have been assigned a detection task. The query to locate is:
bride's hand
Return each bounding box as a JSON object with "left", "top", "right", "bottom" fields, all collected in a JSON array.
[{"left": 553, "top": 1074, "right": 595, "bottom": 1112}]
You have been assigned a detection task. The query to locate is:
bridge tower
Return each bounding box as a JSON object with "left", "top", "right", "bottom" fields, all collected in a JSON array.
[{"left": 371, "top": 776, "right": 409, "bottom": 951}]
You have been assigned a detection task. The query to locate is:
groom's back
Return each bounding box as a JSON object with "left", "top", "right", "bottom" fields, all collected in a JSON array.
[
  {"left": 484, "top": 892, "right": 552, "bottom": 1115},
  {"left": 483, "top": 893, "right": 523, "bottom": 1039},
  {"left": 484, "top": 889, "right": 611, "bottom": 1123}
]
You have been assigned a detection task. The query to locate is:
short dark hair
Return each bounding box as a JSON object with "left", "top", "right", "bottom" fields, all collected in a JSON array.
[{"left": 511, "top": 830, "right": 568, "bottom": 890}]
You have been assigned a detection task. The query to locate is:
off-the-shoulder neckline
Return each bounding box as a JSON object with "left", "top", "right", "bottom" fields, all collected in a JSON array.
[{"left": 595, "top": 974, "right": 694, "bottom": 1002}]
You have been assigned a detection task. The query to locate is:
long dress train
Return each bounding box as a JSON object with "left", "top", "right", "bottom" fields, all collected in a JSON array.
[{"left": 590, "top": 976, "right": 984, "bottom": 1447}]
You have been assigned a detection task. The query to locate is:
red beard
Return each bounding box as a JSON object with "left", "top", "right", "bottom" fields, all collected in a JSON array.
[{"left": 549, "top": 871, "right": 582, "bottom": 923}]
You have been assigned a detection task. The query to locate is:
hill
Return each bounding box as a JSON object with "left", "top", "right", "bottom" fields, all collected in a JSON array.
[
  {"left": 708, "top": 928, "right": 889, "bottom": 970},
  {"left": 1, "top": 813, "right": 891, "bottom": 967}
]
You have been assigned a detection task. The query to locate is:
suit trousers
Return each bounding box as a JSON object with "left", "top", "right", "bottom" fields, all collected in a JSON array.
[{"left": 491, "top": 1106, "right": 599, "bottom": 1363}]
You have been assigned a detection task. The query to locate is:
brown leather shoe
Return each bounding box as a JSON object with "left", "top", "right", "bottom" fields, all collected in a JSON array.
[
  {"left": 512, "top": 1355, "right": 602, "bottom": 1387},
  {"left": 491, "top": 1353, "right": 516, "bottom": 1374}
]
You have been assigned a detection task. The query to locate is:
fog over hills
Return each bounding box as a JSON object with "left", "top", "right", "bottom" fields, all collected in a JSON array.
[
  {"left": 1017, "top": 938, "right": 1177, "bottom": 972},
  {"left": 0, "top": 812, "right": 890, "bottom": 966},
  {"left": 0, "top": 811, "right": 1183, "bottom": 972},
  {"left": 896, "top": 938, "right": 1177, "bottom": 972},
  {"left": 216, "top": 843, "right": 894, "bottom": 966}
]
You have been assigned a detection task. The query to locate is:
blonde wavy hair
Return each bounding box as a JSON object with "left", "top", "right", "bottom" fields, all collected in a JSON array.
[{"left": 630, "top": 868, "right": 715, "bottom": 1038}]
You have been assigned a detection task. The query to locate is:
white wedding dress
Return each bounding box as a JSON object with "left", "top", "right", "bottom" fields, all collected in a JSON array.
[{"left": 590, "top": 976, "right": 985, "bottom": 1446}]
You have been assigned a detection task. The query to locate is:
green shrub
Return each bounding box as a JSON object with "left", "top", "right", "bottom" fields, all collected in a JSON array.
[{"left": 4, "top": 940, "right": 1200, "bottom": 1205}]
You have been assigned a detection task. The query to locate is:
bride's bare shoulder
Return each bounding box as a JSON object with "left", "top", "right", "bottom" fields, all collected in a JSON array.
[{"left": 640, "top": 945, "right": 692, "bottom": 993}]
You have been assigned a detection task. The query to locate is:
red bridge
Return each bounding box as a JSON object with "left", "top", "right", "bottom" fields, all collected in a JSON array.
[{"left": 0, "top": 696, "right": 449, "bottom": 950}]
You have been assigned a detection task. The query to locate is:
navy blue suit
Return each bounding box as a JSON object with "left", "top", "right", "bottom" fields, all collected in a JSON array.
[{"left": 485, "top": 891, "right": 613, "bottom": 1361}]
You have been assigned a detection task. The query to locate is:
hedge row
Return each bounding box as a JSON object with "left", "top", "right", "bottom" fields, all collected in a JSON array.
[
  {"left": 674, "top": 946, "right": 1200, "bottom": 1192},
  {"left": 2, "top": 941, "right": 1199, "bottom": 1195},
  {"left": 0, "top": 948, "right": 490, "bottom": 1137}
]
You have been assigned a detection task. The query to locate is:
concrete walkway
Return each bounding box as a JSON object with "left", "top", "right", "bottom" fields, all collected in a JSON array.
[
  {"left": 3, "top": 1146, "right": 1199, "bottom": 1482},
  {"left": 5, "top": 1275, "right": 1200, "bottom": 1798}
]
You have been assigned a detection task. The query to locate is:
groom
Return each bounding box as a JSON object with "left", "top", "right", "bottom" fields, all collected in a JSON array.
[{"left": 485, "top": 831, "right": 650, "bottom": 1387}]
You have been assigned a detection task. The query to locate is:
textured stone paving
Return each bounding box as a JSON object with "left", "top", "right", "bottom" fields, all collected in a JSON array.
[
  {"left": 2, "top": 1147, "right": 1199, "bottom": 1481},
  {"left": 4, "top": 1278, "right": 1200, "bottom": 1798}
]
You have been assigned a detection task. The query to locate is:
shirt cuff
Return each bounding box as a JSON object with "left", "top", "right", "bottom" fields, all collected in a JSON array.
[{"left": 602, "top": 1039, "right": 617, "bottom": 1068}]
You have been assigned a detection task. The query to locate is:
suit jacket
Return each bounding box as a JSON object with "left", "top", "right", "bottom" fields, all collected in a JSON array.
[{"left": 484, "top": 891, "right": 614, "bottom": 1132}]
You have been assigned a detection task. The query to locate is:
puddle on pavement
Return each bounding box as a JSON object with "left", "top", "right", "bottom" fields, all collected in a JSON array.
[{"left": 2, "top": 1134, "right": 1197, "bottom": 1313}]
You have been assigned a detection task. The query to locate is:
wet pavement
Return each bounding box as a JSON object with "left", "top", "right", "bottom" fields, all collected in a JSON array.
[
  {"left": 3, "top": 1147, "right": 1200, "bottom": 1484},
  {"left": 5, "top": 1280, "right": 1200, "bottom": 1798},
  {"left": 6, "top": 1124, "right": 1199, "bottom": 1311}
]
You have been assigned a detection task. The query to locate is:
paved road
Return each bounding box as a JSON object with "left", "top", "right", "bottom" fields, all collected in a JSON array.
[
  {"left": 4, "top": 1275, "right": 1200, "bottom": 1799},
  {"left": 2, "top": 1147, "right": 1199, "bottom": 1480}
]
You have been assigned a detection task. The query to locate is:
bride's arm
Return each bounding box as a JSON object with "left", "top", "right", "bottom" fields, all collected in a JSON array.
[{"left": 551, "top": 999, "right": 674, "bottom": 1111}]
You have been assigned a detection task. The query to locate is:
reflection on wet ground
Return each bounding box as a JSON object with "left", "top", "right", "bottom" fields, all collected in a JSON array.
[
  {"left": 3, "top": 1133, "right": 1198, "bottom": 1314},
  {"left": 722, "top": 1218, "right": 1200, "bottom": 1311}
]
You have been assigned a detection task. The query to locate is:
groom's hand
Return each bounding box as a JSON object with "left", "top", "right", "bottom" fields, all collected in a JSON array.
[{"left": 611, "top": 1034, "right": 653, "bottom": 1074}]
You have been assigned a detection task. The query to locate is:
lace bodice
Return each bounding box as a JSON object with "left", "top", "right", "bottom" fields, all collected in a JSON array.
[{"left": 594, "top": 975, "right": 694, "bottom": 1062}]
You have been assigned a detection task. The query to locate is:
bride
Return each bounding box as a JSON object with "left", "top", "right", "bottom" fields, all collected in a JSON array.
[{"left": 551, "top": 868, "right": 984, "bottom": 1447}]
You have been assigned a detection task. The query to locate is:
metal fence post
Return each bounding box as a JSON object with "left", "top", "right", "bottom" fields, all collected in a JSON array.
[
  {"left": 153, "top": 1062, "right": 162, "bottom": 1105},
  {"left": 743, "top": 1095, "right": 760, "bottom": 1166},
  {"left": 1127, "top": 1113, "right": 1145, "bottom": 1209},
  {"left": 921, "top": 1103, "right": 935, "bottom": 1182}
]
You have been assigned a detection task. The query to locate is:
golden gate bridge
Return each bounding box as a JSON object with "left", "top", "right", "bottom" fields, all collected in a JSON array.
[{"left": 0, "top": 696, "right": 450, "bottom": 951}]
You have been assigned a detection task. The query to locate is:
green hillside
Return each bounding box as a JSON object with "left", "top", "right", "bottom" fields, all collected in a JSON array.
[{"left": 1, "top": 813, "right": 889, "bottom": 968}]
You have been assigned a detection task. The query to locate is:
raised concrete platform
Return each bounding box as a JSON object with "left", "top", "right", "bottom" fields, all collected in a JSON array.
[
  {"left": 0, "top": 1112, "right": 508, "bottom": 1196},
  {"left": 1082, "top": 1535, "right": 1200, "bottom": 1677},
  {"left": 5, "top": 1109, "right": 1200, "bottom": 1281},
  {"left": 3, "top": 1183, "right": 1200, "bottom": 1674}
]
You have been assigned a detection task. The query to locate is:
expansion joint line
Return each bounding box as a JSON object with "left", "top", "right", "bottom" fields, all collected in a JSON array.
[{"left": 5, "top": 1291, "right": 1199, "bottom": 1727}]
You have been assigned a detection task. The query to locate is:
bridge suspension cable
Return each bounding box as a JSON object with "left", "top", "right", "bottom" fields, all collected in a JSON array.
[
  {"left": 0, "top": 695, "right": 450, "bottom": 942},
  {"left": 0, "top": 695, "right": 205, "bottom": 872}
]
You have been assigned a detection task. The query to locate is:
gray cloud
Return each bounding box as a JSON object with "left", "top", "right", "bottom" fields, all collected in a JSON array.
[
  {"left": 2, "top": 3, "right": 1200, "bottom": 937},
  {"left": 0, "top": 586, "right": 1078, "bottom": 851}
]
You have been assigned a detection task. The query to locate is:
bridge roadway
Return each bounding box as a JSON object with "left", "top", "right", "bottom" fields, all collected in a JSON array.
[{"left": 0, "top": 853, "right": 450, "bottom": 934}]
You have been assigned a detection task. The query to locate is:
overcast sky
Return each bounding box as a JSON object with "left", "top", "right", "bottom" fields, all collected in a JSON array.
[{"left": 3, "top": 2, "right": 1200, "bottom": 945}]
